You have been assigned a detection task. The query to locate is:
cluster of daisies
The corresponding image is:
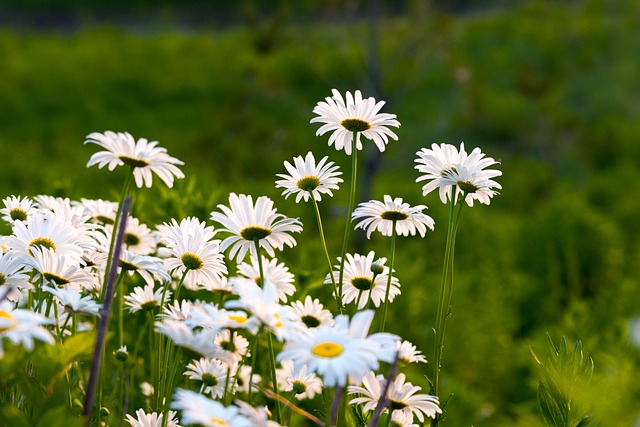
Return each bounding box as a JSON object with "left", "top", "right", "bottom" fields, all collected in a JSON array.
[{"left": 0, "top": 89, "right": 501, "bottom": 427}]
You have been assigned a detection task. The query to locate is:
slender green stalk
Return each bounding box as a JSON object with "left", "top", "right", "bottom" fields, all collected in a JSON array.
[
  {"left": 247, "top": 327, "right": 262, "bottom": 404},
  {"left": 312, "top": 197, "right": 342, "bottom": 313},
  {"left": 379, "top": 221, "right": 397, "bottom": 332},
  {"left": 337, "top": 131, "right": 359, "bottom": 311},
  {"left": 101, "top": 167, "right": 134, "bottom": 300},
  {"left": 431, "top": 188, "right": 465, "bottom": 427}
]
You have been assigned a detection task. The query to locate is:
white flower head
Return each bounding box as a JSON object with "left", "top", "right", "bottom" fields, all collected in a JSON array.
[
  {"left": 275, "top": 152, "right": 343, "bottom": 203},
  {"left": 43, "top": 285, "right": 102, "bottom": 316},
  {"left": 289, "top": 296, "right": 334, "bottom": 329},
  {"left": 415, "top": 142, "right": 502, "bottom": 206},
  {"left": 85, "top": 130, "right": 185, "bottom": 188},
  {"left": 0, "top": 300, "right": 54, "bottom": 357},
  {"left": 237, "top": 255, "right": 295, "bottom": 302},
  {"left": 210, "top": 193, "right": 302, "bottom": 263},
  {"left": 184, "top": 357, "right": 230, "bottom": 398},
  {"left": 311, "top": 89, "right": 400, "bottom": 155},
  {"left": 125, "top": 408, "right": 181, "bottom": 427},
  {"left": 171, "top": 388, "right": 253, "bottom": 427},
  {"left": 352, "top": 195, "right": 435, "bottom": 238},
  {"left": 327, "top": 252, "right": 400, "bottom": 309},
  {"left": 276, "top": 359, "right": 323, "bottom": 400},
  {"left": 124, "top": 283, "right": 167, "bottom": 313},
  {"left": 1, "top": 195, "right": 37, "bottom": 224}
]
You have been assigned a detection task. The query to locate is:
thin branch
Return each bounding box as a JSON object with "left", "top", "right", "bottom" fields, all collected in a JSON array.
[{"left": 369, "top": 351, "right": 400, "bottom": 427}]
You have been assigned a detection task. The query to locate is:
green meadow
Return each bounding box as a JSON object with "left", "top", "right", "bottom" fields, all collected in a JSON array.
[{"left": 1, "top": 0, "right": 639, "bottom": 424}]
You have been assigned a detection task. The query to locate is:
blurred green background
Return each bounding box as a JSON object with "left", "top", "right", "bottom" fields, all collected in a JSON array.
[{"left": 1, "top": 0, "right": 639, "bottom": 424}]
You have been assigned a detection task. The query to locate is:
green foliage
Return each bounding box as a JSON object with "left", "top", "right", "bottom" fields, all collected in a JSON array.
[{"left": 531, "top": 335, "right": 594, "bottom": 427}]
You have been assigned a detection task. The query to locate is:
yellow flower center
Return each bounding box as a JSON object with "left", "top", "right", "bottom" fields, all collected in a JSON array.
[
  {"left": 119, "top": 155, "right": 150, "bottom": 168},
  {"left": 311, "top": 341, "right": 344, "bottom": 358},
  {"left": 341, "top": 118, "right": 371, "bottom": 132},
  {"left": 239, "top": 226, "right": 272, "bottom": 241},
  {"left": 28, "top": 237, "right": 56, "bottom": 255},
  {"left": 228, "top": 315, "right": 248, "bottom": 324},
  {"left": 0, "top": 310, "right": 17, "bottom": 332},
  {"left": 208, "top": 418, "right": 230, "bottom": 426},
  {"left": 10, "top": 208, "right": 27, "bottom": 222},
  {"left": 181, "top": 252, "right": 203, "bottom": 270},
  {"left": 296, "top": 176, "right": 321, "bottom": 192}
]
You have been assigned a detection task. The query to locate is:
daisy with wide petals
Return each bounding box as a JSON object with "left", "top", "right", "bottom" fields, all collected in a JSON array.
[
  {"left": 1, "top": 195, "right": 37, "bottom": 224},
  {"left": 349, "top": 372, "right": 441, "bottom": 423},
  {"left": 276, "top": 359, "right": 323, "bottom": 400},
  {"left": 124, "top": 283, "right": 167, "bottom": 313},
  {"left": 171, "top": 388, "right": 253, "bottom": 427},
  {"left": 210, "top": 193, "right": 302, "bottom": 263},
  {"left": 326, "top": 252, "right": 400, "bottom": 309},
  {"left": 77, "top": 198, "right": 119, "bottom": 225},
  {"left": 125, "top": 409, "right": 181, "bottom": 427},
  {"left": 275, "top": 152, "right": 343, "bottom": 203},
  {"left": 415, "top": 142, "right": 502, "bottom": 206},
  {"left": 28, "top": 247, "right": 99, "bottom": 291},
  {"left": 0, "top": 300, "right": 54, "bottom": 357},
  {"left": 155, "top": 319, "right": 219, "bottom": 358},
  {"left": 277, "top": 310, "right": 397, "bottom": 387},
  {"left": 159, "top": 217, "right": 227, "bottom": 291},
  {"left": 352, "top": 195, "right": 435, "bottom": 238},
  {"left": 85, "top": 130, "right": 185, "bottom": 188},
  {"left": 311, "top": 89, "right": 400, "bottom": 155},
  {"left": 43, "top": 285, "right": 102, "bottom": 316},
  {"left": 184, "top": 357, "right": 229, "bottom": 398},
  {"left": 0, "top": 251, "right": 32, "bottom": 302},
  {"left": 289, "top": 296, "right": 334, "bottom": 329}
]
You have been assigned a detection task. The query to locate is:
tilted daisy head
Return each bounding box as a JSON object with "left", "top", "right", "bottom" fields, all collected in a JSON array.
[
  {"left": 275, "top": 151, "right": 343, "bottom": 203},
  {"left": 1, "top": 195, "right": 37, "bottom": 224},
  {"left": 311, "top": 89, "right": 400, "bottom": 155},
  {"left": 210, "top": 193, "right": 303, "bottom": 263},
  {"left": 415, "top": 142, "right": 502, "bottom": 206},
  {"left": 85, "top": 131, "right": 185, "bottom": 188},
  {"left": 352, "top": 195, "right": 435, "bottom": 238}
]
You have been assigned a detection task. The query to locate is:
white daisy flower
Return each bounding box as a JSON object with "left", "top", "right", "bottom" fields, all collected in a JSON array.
[
  {"left": 27, "top": 247, "right": 99, "bottom": 291},
  {"left": 289, "top": 296, "right": 334, "bottom": 329},
  {"left": 105, "top": 216, "right": 156, "bottom": 256},
  {"left": 216, "top": 309, "right": 260, "bottom": 334},
  {"left": 348, "top": 372, "right": 441, "bottom": 423},
  {"left": 277, "top": 310, "right": 396, "bottom": 387},
  {"left": 276, "top": 359, "right": 323, "bottom": 400},
  {"left": 236, "top": 256, "right": 295, "bottom": 302},
  {"left": 171, "top": 388, "right": 253, "bottom": 427},
  {"left": 85, "top": 130, "right": 185, "bottom": 188},
  {"left": 125, "top": 408, "right": 181, "bottom": 427},
  {"left": 275, "top": 152, "right": 343, "bottom": 203},
  {"left": 311, "top": 89, "right": 400, "bottom": 155},
  {"left": 352, "top": 195, "right": 435, "bottom": 238},
  {"left": 119, "top": 250, "right": 171, "bottom": 288},
  {"left": 210, "top": 193, "right": 303, "bottom": 263},
  {"left": 0, "top": 251, "right": 32, "bottom": 302},
  {"left": 396, "top": 340, "right": 427, "bottom": 364},
  {"left": 213, "top": 329, "right": 250, "bottom": 366},
  {"left": 5, "top": 210, "right": 85, "bottom": 263},
  {"left": 155, "top": 319, "right": 219, "bottom": 358},
  {"left": 43, "top": 285, "right": 101, "bottom": 316},
  {"left": 0, "top": 300, "right": 54, "bottom": 357},
  {"left": 77, "top": 198, "right": 119, "bottom": 225},
  {"left": 35, "top": 197, "right": 93, "bottom": 232},
  {"left": 389, "top": 411, "right": 419, "bottom": 427},
  {"left": 158, "top": 217, "right": 227, "bottom": 291},
  {"left": 1, "top": 195, "right": 37, "bottom": 223},
  {"left": 33, "top": 195, "right": 70, "bottom": 211},
  {"left": 124, "top": 283, "right": 167, "bottom": 313},
  {"left": 184, "top": 357, "right": 229, "bottom": 398},
  {"left": 415, "top": 142, "right": 502, "bottom": 206},
  {"left": 140, "top": 382, "right": 154, "bottom": 397},
  {"left": 160, "top": 300, "right": 201, "bottom": 322},
  {"left": 326, "top": 252, "right": 400, "bottom": 309}
]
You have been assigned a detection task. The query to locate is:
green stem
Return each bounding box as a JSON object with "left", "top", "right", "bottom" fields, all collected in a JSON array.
[
  {"left": 101, "top": 167, "right": 134, "bottom": 300},
  {"left": 267, "top": 332, "right": 282, "bottom": 424},
  {"left": 254, "top": 239, "right": 265, "bottom": 288},
  {"left": 379, "top": 221, "right": 397, "bottom": 332},
  {"left": 431, "top": 188, "right": 465, "bottom": 427},
  {"left": 337, "top": 131, "right": 359, "bottom": 313},
  {"left": 312, "top": 197, "right": 342, "bottom": 314}
]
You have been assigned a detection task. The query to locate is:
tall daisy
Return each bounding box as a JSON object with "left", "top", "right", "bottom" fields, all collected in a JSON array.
[
  {"left": 210, "top": 193, "right": 302, "bottom": 263},
  {"left": 289, "top": 296, "right": 334, "bottom": 329},
  {"left": 158, "top": 217, "right": 227, "bottom": 292},
  {"left": 276, "top": 359, "right": 323, "bottom": 400},
  {"left": 415, "top": 142, "right": 502, "bottom": 206},
  {"left": 352, "top": 195, "right": 435, "bottom": 238},
  {"left": 43, "top": 285, "right": 102, "bottom": 317},
  {"left": 78, "top": 198, "right": 119, "bottom": 225},
  {"left": 348, "top": 372, "right": 441, "bottom": 423},
  {"left": 85, "top": 130, "right": 185, "bottom": 188},
  {"left": 326, "top": 252, "right": 399, "bottom": 310},
  {"left": 124, "top": 283, "right": 167, "bottom": 313},
  {"left": 28, "top": 247, "right": 99, "bottom": 291},
  {"left": 311, "top": 89, "right": 400, "bottom": 155},
  {"left": 275, "top": 152, "right": 343, "bottom": 203}
]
